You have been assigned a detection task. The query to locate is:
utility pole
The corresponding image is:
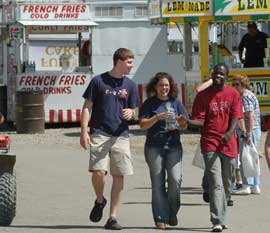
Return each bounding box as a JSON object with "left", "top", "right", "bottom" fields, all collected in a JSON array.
[{"left": 1, "top": 0, "right": 9, "bottom": 85}]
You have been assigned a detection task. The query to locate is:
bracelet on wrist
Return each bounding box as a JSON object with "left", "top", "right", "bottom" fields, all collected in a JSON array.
[{"left": 242, "top": 131, "right": 251, "bottom": 138}]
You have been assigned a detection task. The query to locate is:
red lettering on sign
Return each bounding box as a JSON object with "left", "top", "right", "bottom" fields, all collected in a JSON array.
[
  {"left": 81, "top": 5, "right": 86, "bottom": 13},
  {"left": 18, "top": 75, "right": 58, "bottom": 86},
  {"left": 61, "top": 5, "right": 86, "bottom": 13},
  {"left": 25, "top": 76, "right": 32, "bottom": 86},
  {"left": 30, "top": 13, "right": 49, "bottom": 19},
  {"left": 43, "top": 86, "right": 71, "bottom": 94},
  {"left": 58, "top": 75, "right": 86, "bottom": 85},
  {"left": 23, "top": 5, "right": 59, "bottom": 13},
  {"left": 19, "top": 76, "right": 25, "bottom": 86}
]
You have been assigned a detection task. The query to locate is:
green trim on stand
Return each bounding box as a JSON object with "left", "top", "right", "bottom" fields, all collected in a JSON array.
[
  {"left": 151, "top": 14, "right": 270, "bottom": 25},
  {"left": 184, "top": 17, "right": 199, "bottom": 22},
  {"left": 250, "top": 15, "right": 269, "bottom": 21},
  {"left": 214, "top": 16, "right": 232, "bottom": 22}
]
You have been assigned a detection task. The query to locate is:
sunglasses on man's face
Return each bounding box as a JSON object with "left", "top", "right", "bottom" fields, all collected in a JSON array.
[{"left": 232, "top": 82, "right": 240, "bottom": 87}]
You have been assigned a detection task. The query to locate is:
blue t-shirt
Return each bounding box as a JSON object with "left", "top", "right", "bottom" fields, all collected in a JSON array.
[
  {"left": 83, "top": 72, "right": 139, "bottom": 137},
  {"left": 139, "top": 96, "right": 189, "bottom": 146}
]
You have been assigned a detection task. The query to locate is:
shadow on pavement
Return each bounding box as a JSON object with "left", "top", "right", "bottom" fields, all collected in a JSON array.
[
  {"left": 64, "top": 132, "right": 80, "bottom": 137},
  {"left": 123, "top": 201, "right": 151, "bottom": 205},
  {"left": 134, "top": 186, "right": 203, "bottom": 195},
  {"left": 10, "top": 225, "right": 104, "bottom": 229},
  {"left": 10, "top": 225, "right": 210, "bottom": 231},
  {"left": 125, "top": 226, "right": 210, "bottom": 232},
  {"left": 134, "top": 187, "right": 151, "bottom": 190},
  {"left": 123, "top": 201, "right": 207, "bottom": 206},
  {"left": 181, "top": 187, "right": 203, "bottom": 195},
  {"left": 181, "top": 203, "right": 208, "bottom": 206}
]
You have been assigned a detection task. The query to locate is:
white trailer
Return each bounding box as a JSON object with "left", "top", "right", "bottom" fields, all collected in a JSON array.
[{"left": 8, "top": 1, "right": 185, "bottom": 123}]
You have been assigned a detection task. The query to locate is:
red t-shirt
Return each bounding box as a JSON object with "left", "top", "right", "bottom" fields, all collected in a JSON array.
[
  {"left": 191, "top": 85, "right": 243, "bottom": 158},
  {"left": 266, "top": 117, "right": 270, "bottom": 129}
]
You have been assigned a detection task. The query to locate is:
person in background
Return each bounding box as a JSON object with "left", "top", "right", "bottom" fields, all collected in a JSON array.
[
  {"left": 195, "top": 78, "right": 213, "bottom": 93},
  {"left": 139, "top": 72, "right": 188, "bottom": 229},
  {"left": 81, "top": 39, "right": 91, "bottom": 66},
  {"left": 231, "top": 75, "right": 261, "bottom": 195},
  {"left": 0, "top": 112, "right": 4, "bottom": 125},
  {"left": 265, "top": 127, "right": 270, "bottom": 171},
  {"left": 80, "top": 48, "right": 139, "bottom": 230},
  {"left": 239, "top": 22, "right": 269, "bottom": 68},
  {"left": 183, "top": 64, "right": 243, "bottom": 232}
]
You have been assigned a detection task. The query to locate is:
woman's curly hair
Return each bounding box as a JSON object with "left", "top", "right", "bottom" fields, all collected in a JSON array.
[{"left": 145, "top": 72, "right": 178, "bottom": 99}]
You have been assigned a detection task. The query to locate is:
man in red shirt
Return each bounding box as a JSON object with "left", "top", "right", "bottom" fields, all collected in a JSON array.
[{"left": 186, "top": 64, "right": 243, "bottom": 232}]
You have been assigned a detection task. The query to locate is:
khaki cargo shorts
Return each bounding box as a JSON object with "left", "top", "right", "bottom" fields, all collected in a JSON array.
[{"left": 89, "top": 134, "right": 133, "bottom": 176}]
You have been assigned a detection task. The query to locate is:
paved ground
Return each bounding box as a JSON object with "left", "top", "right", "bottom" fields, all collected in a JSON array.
[{"left": 0, "top": 126, "right": 270, "bottom": 233}]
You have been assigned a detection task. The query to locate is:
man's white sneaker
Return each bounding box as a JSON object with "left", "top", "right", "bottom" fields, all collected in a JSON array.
[
  {"left": 251, "top": 185, "right": 261, "bottom": 194},
  {"left": 231, "top": 185, "right": 251, "bottom": 195},
  {"left": 212, "top": 224, "right": 223, "bottom": 232}
]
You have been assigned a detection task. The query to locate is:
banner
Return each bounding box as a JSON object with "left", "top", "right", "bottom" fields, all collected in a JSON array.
[
  {"left": 17, "top": 73, "right": 88, "bottom": 95},
  {"left": 19, "top": 4, "right": 90, "bottom": 20},
  {"left": 26, "top": 25, "right": 89, "bottom": 34},
  {"left": 16, "top": 73, "right": 92, "bottom": 122},
  {"left": 215, "top": 0, "right": 270, "bottom": 16},
  {"left": 162, "top": 0, "right": 213, "bottom": 17}
]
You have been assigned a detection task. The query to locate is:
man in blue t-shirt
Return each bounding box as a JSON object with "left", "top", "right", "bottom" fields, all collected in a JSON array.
[{"left": 80, "top": 48, "right": 139, "bottom": 230}]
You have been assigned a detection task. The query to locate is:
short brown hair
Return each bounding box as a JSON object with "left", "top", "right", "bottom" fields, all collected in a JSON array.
[
  {"left": 113, "top": 48, "right": 134, "bottom": 66},
  {"left": 232, "top": 74, "right": 249, "bottom": 89},
  {"left": 247, "top": 22, "right": 257, "bottom": 29},
  {"left": 145, "top": 72, "right": 178, "bottom": 99}
]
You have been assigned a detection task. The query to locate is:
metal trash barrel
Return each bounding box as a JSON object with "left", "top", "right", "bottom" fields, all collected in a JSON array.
[
  {"left": 15, "top": 91, "right": 45, "bottom": 134},
  {"left": 0, "top": 85, "right": 7, "bottom": 119}
]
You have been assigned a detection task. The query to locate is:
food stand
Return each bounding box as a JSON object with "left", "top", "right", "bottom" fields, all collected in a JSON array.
[
  {"left": 212, "top": 1, "right": 270, "bottom": 126},
  {"left": 7, "top": 2, "right": 97, "bottom": 123},
  {"left": 148, "top": 0, "right": 270, "bottom": 125}
]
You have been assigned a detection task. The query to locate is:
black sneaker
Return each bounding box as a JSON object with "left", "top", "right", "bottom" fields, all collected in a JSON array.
[
  {"left": 227, "top": 198, "right": 234, "bottom": 206},
  {"left": 203, "top": 192, "right": 210, "bottom": 203},
  {"left": 89, "top": 197, "right": 107, "bottom": 222},
  {"left": 232, "top": 183, "right": 242, "bottom": 191},
  {"left": 169, "top": 214, "right": 178, "bottom": 226},
  {"left": 104, "top": 217, "right": 123, "bottom": 230}
]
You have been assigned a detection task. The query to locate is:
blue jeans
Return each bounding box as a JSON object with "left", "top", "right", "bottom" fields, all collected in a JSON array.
[
  {"left": 239, "top": 127, "right": 261, "bottom": 185},
  {"left": 203, "top": 152, "right": 235, "bottom": 225},
  {"left": 144, "top": 144, "right": 182, "bottom": 224},
  {"left": 202, "top": 170, "right": 209, "bottom": 193}
]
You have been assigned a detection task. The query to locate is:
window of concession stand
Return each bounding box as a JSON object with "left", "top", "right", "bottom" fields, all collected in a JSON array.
[
  {"left": 149, "top": 0, "right": 270, "bottom": 127},
  {"left": 10, "top": 3, "right": 97, "bottom": 123}
]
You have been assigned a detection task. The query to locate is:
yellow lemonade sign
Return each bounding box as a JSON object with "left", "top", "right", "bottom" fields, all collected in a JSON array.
[
  {"left": 162, "top": 0, "right": 213, "bottom": 17},
  {"left": 215, "top": 0, "right": 270, "bottom": 15}
]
